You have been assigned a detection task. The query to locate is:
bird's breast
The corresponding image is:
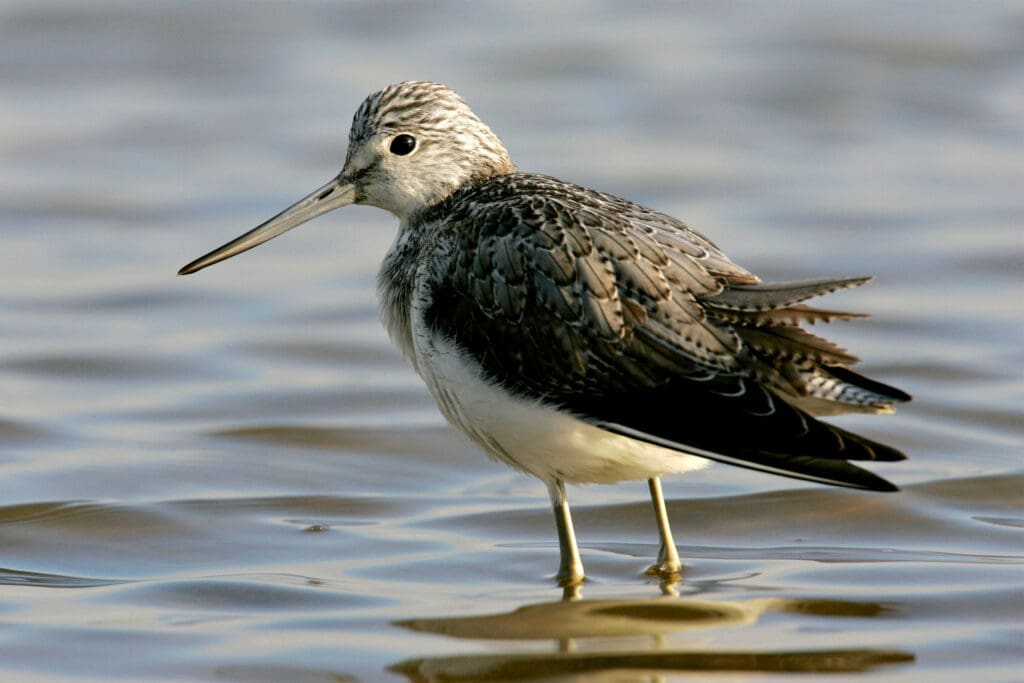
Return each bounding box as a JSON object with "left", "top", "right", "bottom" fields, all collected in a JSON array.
[{"left": 377, "top": 225, "right": 427, "bottom": 369}]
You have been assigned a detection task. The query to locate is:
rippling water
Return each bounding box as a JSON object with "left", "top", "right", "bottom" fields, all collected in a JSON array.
[{"left": 1, "top": 2, "right": 1021, "bottom": 681}]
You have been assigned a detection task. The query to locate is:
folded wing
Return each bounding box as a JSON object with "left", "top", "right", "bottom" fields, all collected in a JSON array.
[{"left": 422, "top": 174, "right": 910, "bottom": 490}]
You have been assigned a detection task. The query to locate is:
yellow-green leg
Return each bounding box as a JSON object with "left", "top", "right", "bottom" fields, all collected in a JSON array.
[
  {"left": 547, "top": 478, "right": 584, "bottom": 585},
  {"left": 647, "top": 476, "right": 682, "bottom": 575}
]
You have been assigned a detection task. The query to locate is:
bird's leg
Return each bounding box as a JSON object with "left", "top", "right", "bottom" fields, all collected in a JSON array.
[
  {"left": 646, "top": 476, "right": 682, "bottom": 576},
  {"left": 547, "top": 478, "right": 584, "bottom": 586}
]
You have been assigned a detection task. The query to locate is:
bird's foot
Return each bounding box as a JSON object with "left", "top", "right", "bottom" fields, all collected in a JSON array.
[
  {"left": 644, "top": 560, "right": 683, "bottom": 578},
  {"left": 644, "top": 560, "right": 683, "bottom": 595},
  {"left": 643, "top": 544, "right": 684, "bottom": 581},
  {"left": 645, "top": 543, "right": 683, "bottom": 581}
]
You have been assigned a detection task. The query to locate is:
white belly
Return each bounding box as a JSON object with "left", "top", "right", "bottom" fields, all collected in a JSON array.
[{"left": 413, "top": 332, "right": 709, "bottom": 485}]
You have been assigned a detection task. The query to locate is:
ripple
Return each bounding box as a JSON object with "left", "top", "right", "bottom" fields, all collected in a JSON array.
[
  {"left": 973, "top": 515, "right": 1024, "bottom": 529},
  {"left": 106, "top": 576, "right": 383, "bottom": 611},
  {"left": 3, "top": 353, "right": 193, "bottom": 380},
  {"left": 0, "top": 417, "right": 52, "bottom": 445},
  {"left": 0, "top": 567, "right": 125, "bottom": 589}
]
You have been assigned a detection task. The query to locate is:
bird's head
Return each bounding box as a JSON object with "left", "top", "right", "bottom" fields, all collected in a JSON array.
[{"left": 179, "top": 81, "right": 514, "bottom": 275}]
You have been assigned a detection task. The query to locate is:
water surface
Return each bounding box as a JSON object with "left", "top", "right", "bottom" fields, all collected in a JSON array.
[{"left": 1, "top": 2, "right": 1021, "bottom": 681}]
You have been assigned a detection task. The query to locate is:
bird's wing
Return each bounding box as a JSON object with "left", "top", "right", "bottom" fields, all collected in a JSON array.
[{"left": 421, "top": 175, "right": 906, "bottom": 490}]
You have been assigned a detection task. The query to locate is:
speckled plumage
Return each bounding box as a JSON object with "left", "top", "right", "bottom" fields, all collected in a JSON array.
[
  {"left": 381, "top": 169, "right": 908, "bottom": 490},
  {"left": 180, "top": 81, "right": 911, "bottom": 584}
]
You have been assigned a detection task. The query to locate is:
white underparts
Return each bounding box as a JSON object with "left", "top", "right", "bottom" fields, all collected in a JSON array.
[{"left": 412, "top": 328, "right": 709, "bottom": 485}]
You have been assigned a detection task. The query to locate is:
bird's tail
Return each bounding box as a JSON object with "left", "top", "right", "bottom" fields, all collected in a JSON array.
[{"left": 702, "top": 276, "right": 912, "bottom": 415}]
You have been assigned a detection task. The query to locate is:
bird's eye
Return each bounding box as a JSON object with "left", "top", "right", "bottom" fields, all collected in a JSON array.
[{"left": 389, "top": 134, "right": 417, "bottom": 156}]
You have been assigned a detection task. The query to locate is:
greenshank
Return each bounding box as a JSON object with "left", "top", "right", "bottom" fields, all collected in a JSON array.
[{"left": 180, "top": 81, "right": 910, "bottom": 585}]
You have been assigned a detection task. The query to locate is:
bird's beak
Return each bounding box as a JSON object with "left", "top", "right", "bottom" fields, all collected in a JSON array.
[{"left": 178, "top": 176, "right": 356, "bottom": 275}]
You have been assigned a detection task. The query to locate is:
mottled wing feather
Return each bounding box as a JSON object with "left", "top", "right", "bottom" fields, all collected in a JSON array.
[
  {"left": 703, "top": 276, "right": 871, "bottom": 311},
  {"left": 711, "top": 304, "right": 869, "bottom": 327},
  {"left": 736, "top": 326, "right": 860, "bottom": 365},
  {"left": 787, "top": 364, "right": 913, "bottom": 416},
  {"left": 422, "top": 174, "right": 908, "bottom": 489}
]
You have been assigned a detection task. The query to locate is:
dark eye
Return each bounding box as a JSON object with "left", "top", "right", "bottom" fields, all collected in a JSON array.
[{"left": 390, "top": 134, "right": 416, "bottom": 156}]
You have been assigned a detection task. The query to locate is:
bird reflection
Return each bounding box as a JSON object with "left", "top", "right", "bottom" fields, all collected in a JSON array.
[{"left": 391, "top": 590, "right": 913, "bottom": 681}]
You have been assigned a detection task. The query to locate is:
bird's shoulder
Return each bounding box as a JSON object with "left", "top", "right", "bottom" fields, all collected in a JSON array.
[{"left": 426, "top": 173, "right": 758, "bottom": 289}]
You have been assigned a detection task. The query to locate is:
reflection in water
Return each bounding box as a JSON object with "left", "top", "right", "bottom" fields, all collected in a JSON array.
[
  {"left": 392, "top": 592, "right": 913, "bottom": 680},
  {"left": 392, "top": 648, "right": 914, "bottom": 681}
]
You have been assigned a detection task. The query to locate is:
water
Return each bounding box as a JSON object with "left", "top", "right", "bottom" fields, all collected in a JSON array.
[{"left": 1, "top": 1, "right": 1021, "bottom": 681}]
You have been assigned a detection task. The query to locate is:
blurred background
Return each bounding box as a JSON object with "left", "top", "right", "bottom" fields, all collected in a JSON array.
[{"left": 1, "top": 2, "right": 1021, "bottom": 681}]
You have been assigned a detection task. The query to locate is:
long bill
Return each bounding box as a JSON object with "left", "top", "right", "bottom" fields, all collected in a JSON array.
[{"left": 178, "top": 176, "right": 356, "bottom": 275}]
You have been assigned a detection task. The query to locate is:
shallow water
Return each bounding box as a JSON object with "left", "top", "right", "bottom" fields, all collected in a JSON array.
[{"left": 1, "top": 1, "right": 1022, "bottom": 681}]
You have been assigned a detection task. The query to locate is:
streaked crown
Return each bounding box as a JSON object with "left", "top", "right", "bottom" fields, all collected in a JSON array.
[{"left": 342, "top": 81, "right": 516, "bottom": 220}]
